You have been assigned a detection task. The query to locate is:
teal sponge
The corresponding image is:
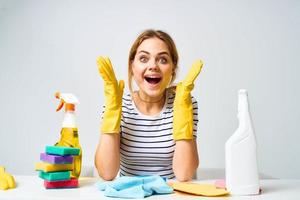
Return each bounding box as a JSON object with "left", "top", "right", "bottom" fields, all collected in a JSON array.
[
  {"left": 46, "top": 146, "right": 80, "bottom": 156},
  {"left": 39, "top": 171, "right": 71, "bottom": 181}
]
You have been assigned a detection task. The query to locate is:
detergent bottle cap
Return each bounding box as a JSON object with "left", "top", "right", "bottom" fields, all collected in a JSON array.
[
  {"left": 238, "top": 89, "right": 248, "bottom": 95},
  {"left": 238, "top": 89, "right": 249, "bottom": 112},
  {"left": 55, "top": 92, "right": 79, "bottom": 112}
]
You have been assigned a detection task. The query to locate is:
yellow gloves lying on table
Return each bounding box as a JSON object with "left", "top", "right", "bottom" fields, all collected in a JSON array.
[
  {"left": 173, "top": 60, "right": 203, "bottom": 140},
  {"left": 0, "top": 166, "right": 15, "bottom": 190},
  {"left": 97, "top": 56, "right": 124, "bottom": 133}
]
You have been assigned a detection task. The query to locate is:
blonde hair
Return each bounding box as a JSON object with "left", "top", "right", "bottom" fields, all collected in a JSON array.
[{"left": 128, "top": 29, "right": 179, "bottom": 92}]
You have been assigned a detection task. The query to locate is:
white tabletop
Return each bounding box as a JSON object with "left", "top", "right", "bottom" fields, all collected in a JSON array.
[{"left": 0, "top": 176, "right": 300, "bottom": 200}]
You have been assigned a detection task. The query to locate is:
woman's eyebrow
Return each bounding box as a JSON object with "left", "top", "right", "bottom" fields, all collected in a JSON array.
[
  {"left": 137, "top": 50, "right": 150, "bottom": 55},
  {"left": 157, "top": 51, "right": 170, "bottom": 56},
  {"left": 137, "top": 50, "right": 170, "bottom": 56}
]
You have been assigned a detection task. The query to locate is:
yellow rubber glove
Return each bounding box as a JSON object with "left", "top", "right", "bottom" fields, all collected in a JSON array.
[
  {"left": 97, "top": 56, "right": 125, "bottom": 133},
  {"left": 0, "top": 166, "right": 16, "bottom": 190},
  {"left": 173, "top": 60, "right": 203, "bottom": 140}
]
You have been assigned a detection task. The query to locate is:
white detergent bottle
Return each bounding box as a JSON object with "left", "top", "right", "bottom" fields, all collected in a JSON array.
[{"left": 225, "top": 89, "right": 260, "bottom": 195}]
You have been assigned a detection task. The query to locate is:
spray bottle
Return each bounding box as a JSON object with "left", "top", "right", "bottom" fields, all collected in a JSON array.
[
  {"left": 225, "top": 89, "right": 260, "bottom": 195},
  {"left": 55, "top": 92, "right": 82, "bottom": 178}
]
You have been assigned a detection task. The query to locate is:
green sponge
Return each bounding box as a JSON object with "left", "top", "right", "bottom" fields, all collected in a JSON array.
[
  {"left": 46, "top": 146, "right": 80, "bottom": 156},
  {"left": 39, "top": 171, "right": 71, "bottom": 181}
]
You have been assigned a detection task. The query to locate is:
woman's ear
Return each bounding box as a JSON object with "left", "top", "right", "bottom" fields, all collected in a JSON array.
[
  {"left": 171, "top": 66, "right": 177, "bottom": 80},
  {"left": 172, "top": 64, "right": 177, "bottom": 76}
]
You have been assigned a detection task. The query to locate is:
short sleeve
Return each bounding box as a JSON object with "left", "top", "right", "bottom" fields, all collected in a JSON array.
[{"left": 191, "top": 96, "right": 199, "bottom": 139}]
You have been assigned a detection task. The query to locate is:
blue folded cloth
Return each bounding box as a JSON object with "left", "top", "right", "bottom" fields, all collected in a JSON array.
[{"left": 95, "top": 175, "right": 173, "bottom": 199}]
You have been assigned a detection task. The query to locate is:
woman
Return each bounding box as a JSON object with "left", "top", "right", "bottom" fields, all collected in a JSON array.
[{"left": 95, "top": 29, "right": 203, "bottom": 181}]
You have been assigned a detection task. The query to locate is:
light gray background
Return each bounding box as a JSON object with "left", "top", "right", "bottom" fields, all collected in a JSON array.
[{"left": 0, "top": 0, "right": 299, "bottom": 179}]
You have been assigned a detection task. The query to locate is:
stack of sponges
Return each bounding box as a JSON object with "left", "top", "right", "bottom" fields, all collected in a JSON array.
[{"left": 35, "top": 146, "right": 80, "bottom": 189}]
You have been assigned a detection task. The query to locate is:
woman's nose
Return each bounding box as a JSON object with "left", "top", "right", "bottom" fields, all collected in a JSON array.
[{"left": 148, "top": 59, "right": 159, "bottom": 71}]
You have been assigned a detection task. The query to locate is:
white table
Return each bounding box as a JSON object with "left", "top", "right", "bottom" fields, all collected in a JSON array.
[{"left": 0, "top": 176, "right": 299, "bottom": 200}]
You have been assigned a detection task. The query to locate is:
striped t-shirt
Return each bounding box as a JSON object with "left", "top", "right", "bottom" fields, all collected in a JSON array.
[{"left": 118, "top": 88, "right": 199, "bottom": 179}]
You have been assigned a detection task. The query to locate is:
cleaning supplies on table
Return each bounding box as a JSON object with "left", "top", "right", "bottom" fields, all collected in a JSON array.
[
  {"left": 225, "top": 89, "right": 260, "bottom": 195},
  {"left": 54, "top": 92, "right": 82, "bottom": 178},
  {"left": 95, "top": 175, "right": 173, "bottom": 199},
  {"left": 0, "top": 166, "right": 16, "bottom": 190},
  {"left": 35, "top": 145, "right": 80, "bottom": 189}
]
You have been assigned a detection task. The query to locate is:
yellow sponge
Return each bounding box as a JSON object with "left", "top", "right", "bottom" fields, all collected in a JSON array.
[
  {"left": 171, "top": 182, "right": 229, "bottom": 197},
  {"left": 35, "top": 162, "right": 73, "bottom": 172}
]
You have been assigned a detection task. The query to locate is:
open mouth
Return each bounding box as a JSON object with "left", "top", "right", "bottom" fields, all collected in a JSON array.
[{"left": 144, "top": 76, "right": 162, "bottom": 85}]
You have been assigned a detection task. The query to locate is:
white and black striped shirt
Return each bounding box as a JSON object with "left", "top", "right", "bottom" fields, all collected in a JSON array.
[{"left": 118, "top": 88, "right": 199, "bottom": 179}]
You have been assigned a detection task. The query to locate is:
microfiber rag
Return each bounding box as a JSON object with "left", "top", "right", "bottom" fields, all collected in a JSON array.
[{"left": 95, "top": 175, "right": 173, "bottom": 199}]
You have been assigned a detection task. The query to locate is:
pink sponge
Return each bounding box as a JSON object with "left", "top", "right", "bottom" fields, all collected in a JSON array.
[{"left": 44, "top": 178, "right": 78, "bottom": 189}]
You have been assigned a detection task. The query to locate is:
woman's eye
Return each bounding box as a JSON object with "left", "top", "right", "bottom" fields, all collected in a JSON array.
[
  {"left": 159, "top": 57, "right": 168, "bottom": 64},
  {"left": 139, "top": 56, "right": 148, "bottom": 63}
]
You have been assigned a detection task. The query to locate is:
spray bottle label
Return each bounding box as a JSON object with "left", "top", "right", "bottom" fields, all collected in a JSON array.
[{"left": 55, "top": 127, "right": 82, "bottom": 178}]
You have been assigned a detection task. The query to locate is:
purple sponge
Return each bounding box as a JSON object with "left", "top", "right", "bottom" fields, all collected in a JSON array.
[{"left": 40, "top": 153, "right": 73, "bottom": 164}]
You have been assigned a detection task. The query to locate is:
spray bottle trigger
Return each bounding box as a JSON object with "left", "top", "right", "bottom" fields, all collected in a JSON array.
[
  {"left": 56, "top": 101, "right": 64, "bottom": 112},
  {"left": 55, "top": 91, "right": 64, "bottom": 112}
]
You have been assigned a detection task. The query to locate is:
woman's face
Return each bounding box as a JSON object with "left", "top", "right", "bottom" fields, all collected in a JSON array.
[{"left": 131, "top": 37, "right": 174, "bottom": 98}]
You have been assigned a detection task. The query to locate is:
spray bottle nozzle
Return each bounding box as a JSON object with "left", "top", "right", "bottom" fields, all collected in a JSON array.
[{"left": 55, "top": 91, "right": 79, "bottom": 112}]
